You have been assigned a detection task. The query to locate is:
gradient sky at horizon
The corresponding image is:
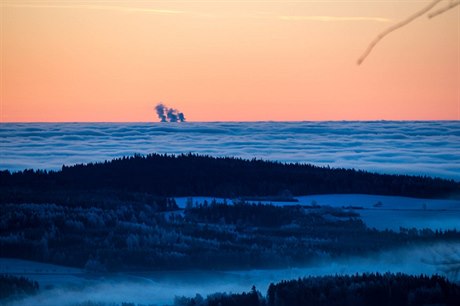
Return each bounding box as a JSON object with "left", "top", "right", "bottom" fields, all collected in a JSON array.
[{"left": 1, "top": 0, "right": 459, "bottom": 122}]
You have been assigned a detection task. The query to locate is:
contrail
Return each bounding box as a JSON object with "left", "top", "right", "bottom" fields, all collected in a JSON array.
[
  {"left": 3, "top": 3, "right": 185, "bottom": 15},
  {"left": 357, "top": 0, "right": 443, "bottom": 65},
  {"left": 279, "top": 16, "right": 391, "bottom": 23}
]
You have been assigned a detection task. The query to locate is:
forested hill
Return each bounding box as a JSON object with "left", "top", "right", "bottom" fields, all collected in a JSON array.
[{"left": 1, "top": 153, "right": 459, "bottom": 199}]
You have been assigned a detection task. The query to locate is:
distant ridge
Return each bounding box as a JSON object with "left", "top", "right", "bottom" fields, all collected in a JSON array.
[{"left": 1, "top": 153, "right": 459, "bottom": 199}]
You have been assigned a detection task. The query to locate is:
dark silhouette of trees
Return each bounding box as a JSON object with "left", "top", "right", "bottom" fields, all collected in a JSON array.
[
  {"left": 0, "top": 274, "right": 39, "bottom": 301},
  {"left": 2, "top": 153, "right": 458, "bottom": 200},
  {"left": 266, "top": 273, "right": 460, "bottom": 306},
  {"left": 1, "top": 154, "right": 459, "bottom": 274},
  {"left": 174, "top": 273, "right": 460, "bottom": 306},
  {"left": 1, "top": 199, "right": 459, "bottom": 271}
]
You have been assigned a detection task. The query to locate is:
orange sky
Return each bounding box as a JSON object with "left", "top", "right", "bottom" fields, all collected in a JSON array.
[{"left": 1, "top": 0, "right": 459, "bottom": 122}]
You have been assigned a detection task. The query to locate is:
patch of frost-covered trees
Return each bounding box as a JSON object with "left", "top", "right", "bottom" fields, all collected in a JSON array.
[{"left": 1, "top": 199, "right": 460, "bottom": 272}]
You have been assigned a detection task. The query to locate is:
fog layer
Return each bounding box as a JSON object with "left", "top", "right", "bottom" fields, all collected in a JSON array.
[
  {"left": 3, "top": 242, "right": 459, "bottom": 306},
  {"left": 1, "top": 121, "right": 459, "bottom": 179}
]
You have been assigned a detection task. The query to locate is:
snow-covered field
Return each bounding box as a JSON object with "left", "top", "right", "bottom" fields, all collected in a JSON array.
[
  {"left": 176, "top": 194, "right": 460, "bottom": 231},
  {"left": 297, "top": 194, "right": 460, "bottom": 231}
]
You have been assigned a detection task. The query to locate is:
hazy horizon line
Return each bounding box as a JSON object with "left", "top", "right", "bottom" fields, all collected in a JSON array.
[{"left": 1, "top": 119, "right": 459, "bottom": 124}]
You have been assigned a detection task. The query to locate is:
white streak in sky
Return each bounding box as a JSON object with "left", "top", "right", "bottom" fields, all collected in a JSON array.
[
  {"left": 3, "top": 4, "right": 185, "bottom": 15},
  {"left": 279, "top": 16, "right": 392, "bottom": 23}
]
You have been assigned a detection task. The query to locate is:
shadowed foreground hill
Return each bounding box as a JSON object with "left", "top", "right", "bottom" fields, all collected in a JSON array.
[
  {"left": 1, "top": 153, "right": 459, "bottom": 199},
  {"left": 175, "top": 273, "right": 460, "bottom": 306}
]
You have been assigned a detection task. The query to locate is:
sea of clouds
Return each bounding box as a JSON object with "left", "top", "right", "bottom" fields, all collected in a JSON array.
[{"left": 1, "top": 121, "right": 459, "bottom": 180}]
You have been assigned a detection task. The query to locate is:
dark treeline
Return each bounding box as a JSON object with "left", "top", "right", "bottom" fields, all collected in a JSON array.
[
  {"left": 0, "top": 274, "right": 39, "bottom": 301},
  {"left": 3, "top": 273, "right": 459, "bottom": 306},
  {"left": 175, "top": 273, "right": 460, "bottom": 306},
  {"left": 1, "top": 153, "right": 459, "bottom": 199},
  {"left": 1, "top": 200, "right": 459, "bottom": 271},
  {"left": 0, "top": 188, "right": 178, "bottom": 211}
]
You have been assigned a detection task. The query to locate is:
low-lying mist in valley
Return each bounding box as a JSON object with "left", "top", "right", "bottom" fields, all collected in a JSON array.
[
  {"left": 1, "top": 192, "right": 460, "bottom": 305},
  {"left": 3, "top": 242, "right": 459, "bottom": 306}
]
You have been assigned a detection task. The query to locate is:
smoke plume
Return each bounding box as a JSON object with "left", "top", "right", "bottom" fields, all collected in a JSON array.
[{"left": 155, "top": 103, "right": 185, "bottom": 122}]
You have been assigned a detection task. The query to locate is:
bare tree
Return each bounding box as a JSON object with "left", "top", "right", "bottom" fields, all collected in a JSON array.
[{"left": 358, "top": 0, "right": 460, "bottom": 65}]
